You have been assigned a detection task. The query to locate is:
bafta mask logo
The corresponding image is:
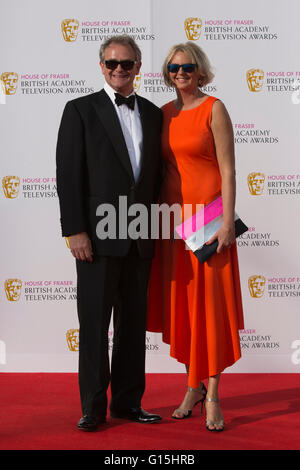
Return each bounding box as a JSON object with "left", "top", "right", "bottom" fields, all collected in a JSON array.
[
  {"left": 65, "top": 237, "right": 70, "bottom": 249},
  {"left": 61, "top": 19, "right": 79, "bottom": 42},
  {"left": 247, "top": 68, "right": 264, "bottom": 92},
  {"left": 2, "top": 176, "right": 20, "bottom": 199},
  {"left": 0, "top": 78, "right": 6, "bottom": 104},
  {"left": 248, "top": 275, "right": 266, "bottom": 298},
  {"left": 184, "top": 18, "right": 202, "bottom": 40},
  {"left": 1, "top": 72, "right": 19, "bottom": 95},
  {"left": 133, "top": 72, "right": 142, "bottom": 92},
  {"left": 5, "top": 279, "right": 22, "bottom": 301},
  {"left": 247, "top": 172, "right": 265, "bottom": 195},
  {"left": 66, "top": 329, "right": 79, "bottom": 351}
]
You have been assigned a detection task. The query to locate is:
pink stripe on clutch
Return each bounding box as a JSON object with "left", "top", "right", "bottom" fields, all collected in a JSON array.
[{"left": 175, "top": 197, "right": 223, "bottom": 241}]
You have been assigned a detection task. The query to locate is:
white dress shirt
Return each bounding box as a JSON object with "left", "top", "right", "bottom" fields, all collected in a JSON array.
[{"left": 104, "top": 81, "right": 143, "bottom": 182}]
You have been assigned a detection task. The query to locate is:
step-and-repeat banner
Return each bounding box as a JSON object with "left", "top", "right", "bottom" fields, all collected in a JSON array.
[{"left": 1, "top": 0, "right": 300, "bottom": 373}]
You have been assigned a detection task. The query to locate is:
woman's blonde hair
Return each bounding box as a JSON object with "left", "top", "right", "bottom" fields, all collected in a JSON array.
[{"left": 162, "top": 42, "right": 214, "bottom": 88}]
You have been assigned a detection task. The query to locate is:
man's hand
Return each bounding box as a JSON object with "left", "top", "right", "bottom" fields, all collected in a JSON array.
[{"left": 68, "top": 232, "right": 93, "bottom": 262}]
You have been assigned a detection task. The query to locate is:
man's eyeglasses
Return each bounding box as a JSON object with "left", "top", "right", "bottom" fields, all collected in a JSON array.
[
  {"left": 167, "top": 63, "right": 197, "bottom": 73},
  {"left": 104, "top": 60, "right": 137, "bottom": 71}
]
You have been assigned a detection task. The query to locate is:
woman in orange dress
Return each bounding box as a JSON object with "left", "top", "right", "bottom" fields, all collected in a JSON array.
[{"left": 147, "top": 42, "right": 244, "bottom": 431}]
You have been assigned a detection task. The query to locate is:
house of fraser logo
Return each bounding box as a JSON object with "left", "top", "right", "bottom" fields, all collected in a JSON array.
[
  {"left": 246, "top": 69, "right": 300, "bottom": 93},
  {"left": 248, "top": 276, "right": 300, "bottom": 298},
  {"left": 184, "top": 18, "right": 279, "bottom": 42},
  {"left": 61, "top": 19, "right": 155, "bottom": 42},
  {"left": 247, "top": 173, "right": 300, "bottom": 196}
]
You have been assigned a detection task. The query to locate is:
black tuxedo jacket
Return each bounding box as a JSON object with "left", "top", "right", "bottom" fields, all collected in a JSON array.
[{"left": 56, "top": 89, "right": 162, "bottom": 258}]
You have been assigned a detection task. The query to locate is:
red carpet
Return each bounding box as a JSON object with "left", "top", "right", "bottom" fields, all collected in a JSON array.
[{"left": 0, "top": 373, "right": 299, "bottom": 450}]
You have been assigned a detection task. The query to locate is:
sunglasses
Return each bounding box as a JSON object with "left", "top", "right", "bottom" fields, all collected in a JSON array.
[
  {"left": 104, "top": 60, "right": 137, "bottom": 71},
  {"left": 167, "top": 63, "right": 197, "bottom": 73}
]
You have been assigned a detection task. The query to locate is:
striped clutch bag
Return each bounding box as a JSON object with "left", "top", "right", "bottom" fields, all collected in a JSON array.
[{"left": 174, "top": 196, "right": 248, "bottom": 263}]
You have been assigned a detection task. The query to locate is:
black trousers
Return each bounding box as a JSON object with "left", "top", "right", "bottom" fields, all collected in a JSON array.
[{"left": 76, "top": 242, "right": 152, "bottom": 418}]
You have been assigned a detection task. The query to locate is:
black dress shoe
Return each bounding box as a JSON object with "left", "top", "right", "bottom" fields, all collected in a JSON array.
[
  {"left": 77, "top": 414, "right": 105, "bottom": 431},
  {"left": 110, "top": 407, "right": 162, "bottom": 423}
]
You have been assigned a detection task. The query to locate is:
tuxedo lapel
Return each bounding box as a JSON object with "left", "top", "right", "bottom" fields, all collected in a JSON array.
[
  {"left": 92, "top": 89, "right": 135, "bottom": 181},
  {"left": 136, "top": 95, "right": 151, "bottom": 186}
]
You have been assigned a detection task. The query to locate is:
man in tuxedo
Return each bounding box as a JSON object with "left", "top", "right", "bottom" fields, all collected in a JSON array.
[{"left": 56, "top": 35, "right": 162, "bottom": 431}]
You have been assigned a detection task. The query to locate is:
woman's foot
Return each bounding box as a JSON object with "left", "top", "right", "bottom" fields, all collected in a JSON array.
[
  {"left": 205, "top": 397, "right": 224, "bottom": 431},
  {"left": 172, "top": 383, "right": 207, "bottom": 419}
]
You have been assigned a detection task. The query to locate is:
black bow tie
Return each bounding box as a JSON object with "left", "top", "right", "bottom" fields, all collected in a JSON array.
[{"left": 115, "top": 93, "right": 135, "bottom": 110}]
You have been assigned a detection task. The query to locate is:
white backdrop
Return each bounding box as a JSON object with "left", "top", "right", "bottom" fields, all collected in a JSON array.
[{"left": 1, "top": 0, "right": 300, "bottom": 374}]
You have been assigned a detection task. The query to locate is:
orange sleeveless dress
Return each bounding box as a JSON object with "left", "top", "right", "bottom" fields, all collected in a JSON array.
[{"left": 147, "top": 96, "right": 244, "bottom": 388}]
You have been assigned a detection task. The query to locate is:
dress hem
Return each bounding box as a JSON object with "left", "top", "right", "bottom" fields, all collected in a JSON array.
[{"left": 148, "top": 331, "right": 242, "bottom": 383}]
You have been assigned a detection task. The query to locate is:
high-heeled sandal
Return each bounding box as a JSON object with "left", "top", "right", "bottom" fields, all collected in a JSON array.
[
  {"left": 172, "top": 383, "right": 207, "bottom": 419},
  {"left": 205, "top": 397, "right": 225, "bottom": 432}
]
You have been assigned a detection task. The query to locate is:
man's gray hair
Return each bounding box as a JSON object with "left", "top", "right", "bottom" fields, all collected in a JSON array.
[{"left": 99, "top": 35, "right": 142, "bottom": 63}]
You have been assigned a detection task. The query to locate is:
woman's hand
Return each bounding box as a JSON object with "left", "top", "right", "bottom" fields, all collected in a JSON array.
[{"left": 206, "top": 223, "right": 235, "bottom": 254}]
